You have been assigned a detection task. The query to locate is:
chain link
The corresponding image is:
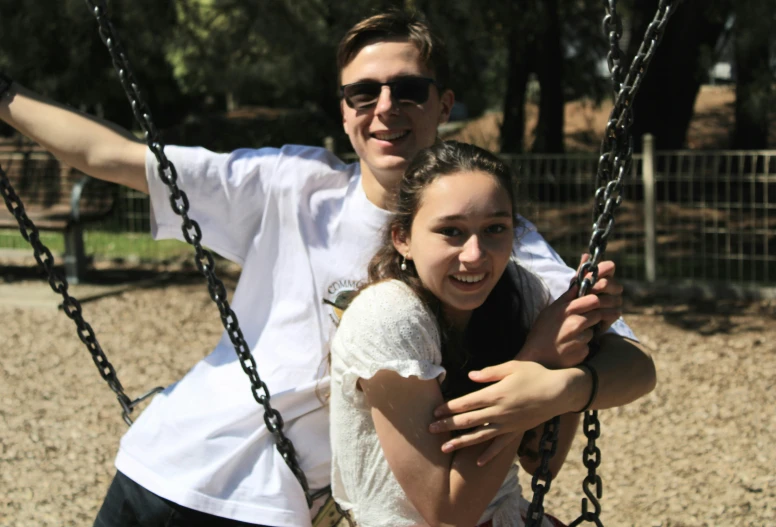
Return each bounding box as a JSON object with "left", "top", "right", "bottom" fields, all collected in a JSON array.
[
  {"left": 526, "top": 2, "right": 679, "bottom": 525},
  {"left": 568, "top": 404, "right": 604, "bottom": 527},
  {"left": 0, "top": 165, "right": 163, "bottom": 425},
  {"left": 524, "top": 416, "right": 560, "bottom": 526},
  {"left": 83, "top": 0, "right": 317, "bottom": 508},
  {"left": 603, "top": 0, "right": 625, "bottom": 95}
]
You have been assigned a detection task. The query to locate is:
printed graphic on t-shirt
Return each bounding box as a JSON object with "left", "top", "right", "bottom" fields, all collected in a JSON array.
[{"left": 324, "top": 278, "right": 363, "bottom": 325}]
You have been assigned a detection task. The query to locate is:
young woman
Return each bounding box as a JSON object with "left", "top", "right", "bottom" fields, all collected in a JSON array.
[{"left": 329, "top": 141, "right": 608, "bottom": 527}]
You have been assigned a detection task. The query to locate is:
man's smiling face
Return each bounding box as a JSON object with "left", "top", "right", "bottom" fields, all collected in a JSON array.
[{"left": 340, "top": 38, "right": 453, "bottom": 207}]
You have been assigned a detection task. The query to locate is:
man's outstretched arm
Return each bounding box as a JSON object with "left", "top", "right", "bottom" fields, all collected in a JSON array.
[
  {"left": 582, "top": 333, "right": 657, "bottom": 409},
  {"left": 0, "top": 82, "right": 148, "bottom": 193}
]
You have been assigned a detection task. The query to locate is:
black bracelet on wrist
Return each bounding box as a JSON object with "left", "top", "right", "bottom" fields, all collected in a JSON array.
[
  {"left": 0, "top": 72, "right": 13, "bottom": 99},
  {"left": 575, "top": 363, "right": 599, "bottom": 413}
]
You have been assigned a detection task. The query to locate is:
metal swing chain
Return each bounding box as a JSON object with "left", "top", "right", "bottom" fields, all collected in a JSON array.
[
  {"left": 527, "top": 2, "right": 679, "bottom": 526},
  {"left": 0, "top": 167, "right": 162, "bottom": 426},
  {"left": 83, "top": 0, "right": 320, "bottom": 509},
  {"left": 603, "top": 0, "right": 626, "bottom": 97},
  {"left": 523, "top": 414, "right": 561, "bottom": 526}
]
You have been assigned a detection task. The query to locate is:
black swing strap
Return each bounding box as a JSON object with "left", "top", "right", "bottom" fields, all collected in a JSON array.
[{"left": 524, "top": 2, "right": 681, "bottom": 526}]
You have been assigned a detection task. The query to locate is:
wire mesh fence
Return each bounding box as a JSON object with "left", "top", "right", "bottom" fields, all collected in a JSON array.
[
  {"left": 0, "top": 148, "right": 190, "bottom": 264},
  {"left": 1, "top": 143, "right": 775, "bottom": 286},
  {"left": 505, "top": 152, "right": 649, "bottom": 281},
  {"left": 504, "top": 145, "right": 776, "bottom": 286}
]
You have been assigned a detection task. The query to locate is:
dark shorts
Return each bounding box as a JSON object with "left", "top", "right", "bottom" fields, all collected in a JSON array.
[
  {"left": 93, "top": 471, "right": 272, "bottom": 527},
  {"left": 478, "top": 513, "right": 568, "bottom": 527}
]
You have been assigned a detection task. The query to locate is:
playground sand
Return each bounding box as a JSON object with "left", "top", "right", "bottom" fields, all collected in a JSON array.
[{"left": 1, "top": 265, "right": 775, "bottom": 527}]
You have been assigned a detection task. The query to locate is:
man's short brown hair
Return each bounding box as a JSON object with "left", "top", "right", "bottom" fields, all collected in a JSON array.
[{"left": 337, "top": 10, "right": 450, "bottom": 90}]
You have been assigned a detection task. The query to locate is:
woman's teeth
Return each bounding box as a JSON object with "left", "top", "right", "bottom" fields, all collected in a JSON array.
[{"left": 452, "top": 274, "right": 485, "bottom": 283}]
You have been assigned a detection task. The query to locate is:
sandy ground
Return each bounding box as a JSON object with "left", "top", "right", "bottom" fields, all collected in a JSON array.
[{"left": 1, "top": 259, "right": 775, "bottom": 527}]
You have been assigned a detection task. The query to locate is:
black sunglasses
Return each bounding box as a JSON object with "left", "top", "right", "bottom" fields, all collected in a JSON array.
[{"left": 340, "top": 77, "right": 438, "bottom": 110}]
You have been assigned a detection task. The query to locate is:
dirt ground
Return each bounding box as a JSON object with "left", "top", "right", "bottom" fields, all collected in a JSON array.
[
  {"left": 448, "top": 85, "right": 775, "bottom": 153},
  {"left": 1, "top": 257, "right": 775, "bottom": 527}
]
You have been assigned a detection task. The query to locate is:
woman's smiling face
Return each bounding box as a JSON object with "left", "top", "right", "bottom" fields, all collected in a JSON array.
[{"left": 393, "top": 169, "right": 514, "bottom": 328}]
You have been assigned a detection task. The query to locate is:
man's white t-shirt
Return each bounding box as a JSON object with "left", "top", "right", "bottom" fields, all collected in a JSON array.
[{"left": 115, "top": 145, "right": 636, "bottom": 527}]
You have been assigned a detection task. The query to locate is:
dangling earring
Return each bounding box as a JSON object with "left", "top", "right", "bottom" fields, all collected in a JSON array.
[{"left": 400, "top": 254, "right": 408, "bottom": 271}]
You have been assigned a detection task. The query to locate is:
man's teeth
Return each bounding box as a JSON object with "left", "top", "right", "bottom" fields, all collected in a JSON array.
[
  {"left": 452, "top": 274, "right": 485, "bottom": 283},
  {"left": 373, "top": 130, "right": 409, "bottom": 141}
]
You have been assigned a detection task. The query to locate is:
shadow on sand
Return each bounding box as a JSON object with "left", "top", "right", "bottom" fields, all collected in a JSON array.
[{"left": 1, "top": 259, "right": 240, "bottom": 305}]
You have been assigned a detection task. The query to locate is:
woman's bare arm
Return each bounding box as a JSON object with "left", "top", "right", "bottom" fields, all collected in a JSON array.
[
  {"left": 426, "top": 335, "right": 656, "bottom": 463},
  {"left": 361, "top": 370, "right": 521, "bottom": 527}
]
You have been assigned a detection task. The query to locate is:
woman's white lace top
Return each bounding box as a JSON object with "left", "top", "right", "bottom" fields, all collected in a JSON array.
[{"left": 330, "top": 279, "right": 547, "bottom": 527}]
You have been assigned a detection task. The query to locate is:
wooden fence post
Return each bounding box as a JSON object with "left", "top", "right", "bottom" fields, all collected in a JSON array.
[{"left": 643, "top": 133, "right": 657, "bottom": 282}]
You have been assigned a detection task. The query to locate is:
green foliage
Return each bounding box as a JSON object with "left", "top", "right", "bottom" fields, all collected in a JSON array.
[
  {"left": 0, "top": 0, "right": 187, "bottom": 130},
  {"left": 1, "top": 0, "right": 768, "bottom": 151},
  {"left": 168, "top": 0, "right": 385, "bottom": 119},
  {"left": 561, "top": 0, "right": 610, "bottom": 103}
]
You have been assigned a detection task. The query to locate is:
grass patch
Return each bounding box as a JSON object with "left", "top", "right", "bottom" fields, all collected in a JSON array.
[{"left": 0, "top": 229, "right": 191, "bottom": 261}]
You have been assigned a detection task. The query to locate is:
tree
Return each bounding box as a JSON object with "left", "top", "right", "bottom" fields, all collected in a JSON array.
[
  {"left": 169, "top": 1, "right": 415, "bottom": 118},
  {"left": 627, "top": 0, "right": 733, "bottom": 150},
  {"left": 499, "top": 1, "right": 611, "bottom": 153},
  {"left": 531, "top": 0, "right": 564, "bottom": 153},
  {"left": 499, "top": 14, "right": 534, "bottom": 154},
  {"left": 0, "top": 0, "right": 188, "bottom": 132},
  {"left": 732, "top": 0, "right": 774, "bottom": 149}
]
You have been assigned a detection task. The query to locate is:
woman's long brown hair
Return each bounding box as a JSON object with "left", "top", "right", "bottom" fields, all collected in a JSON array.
[{"left": 365, "top": 141, "right": 541, "bottom": 400}]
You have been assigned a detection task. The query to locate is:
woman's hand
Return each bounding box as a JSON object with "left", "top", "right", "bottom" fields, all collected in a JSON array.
[
  {"left": 428, "top": 254, "right": 625, "bottom": 464},
  {"left": 428, "top": 361, "right": 573, "bottom": 465},
  {"left": 582, "top": 255, "right": 625, "bottom": 334},
  {"left": 519, "top": 255, "right": 623, "bottom": 369}
]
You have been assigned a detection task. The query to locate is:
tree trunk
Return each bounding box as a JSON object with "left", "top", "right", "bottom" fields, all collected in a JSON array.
[
  {"left": 500, "top": 28, "right": 534, "bottom": 153},
  {"left": 732, "top": 0, "right": 772, "bottom": 149},
  {"left": 627, "top": 0, "right": 732, "bottom": 150},
  {"left": 532, "top": 0, "right": 564, "bottom": 153}
]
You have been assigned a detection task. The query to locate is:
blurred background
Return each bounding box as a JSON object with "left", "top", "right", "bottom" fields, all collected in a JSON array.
[{"left": 0, "top": 0, "right": 774, "bottom": 288}]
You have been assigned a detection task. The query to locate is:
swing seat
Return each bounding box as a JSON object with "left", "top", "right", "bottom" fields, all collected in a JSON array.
[{"left": 0, "top": 149, "right": 116, "bottom": 283}]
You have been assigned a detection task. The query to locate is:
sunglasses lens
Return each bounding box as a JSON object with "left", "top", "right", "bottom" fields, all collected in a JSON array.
[
  {"left": 341, "top": 78, "right": 434, "bottom": 109},
  {"left": 343, "top": 83, "right": 381, "bottom": 109},
  {"left": 393, "top": 78, "right": 431, "bottom": 104}
]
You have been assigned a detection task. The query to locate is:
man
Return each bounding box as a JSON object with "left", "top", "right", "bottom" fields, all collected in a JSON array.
[{"left": 0, "top": 10, "right": 655, "bottom": 527}]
